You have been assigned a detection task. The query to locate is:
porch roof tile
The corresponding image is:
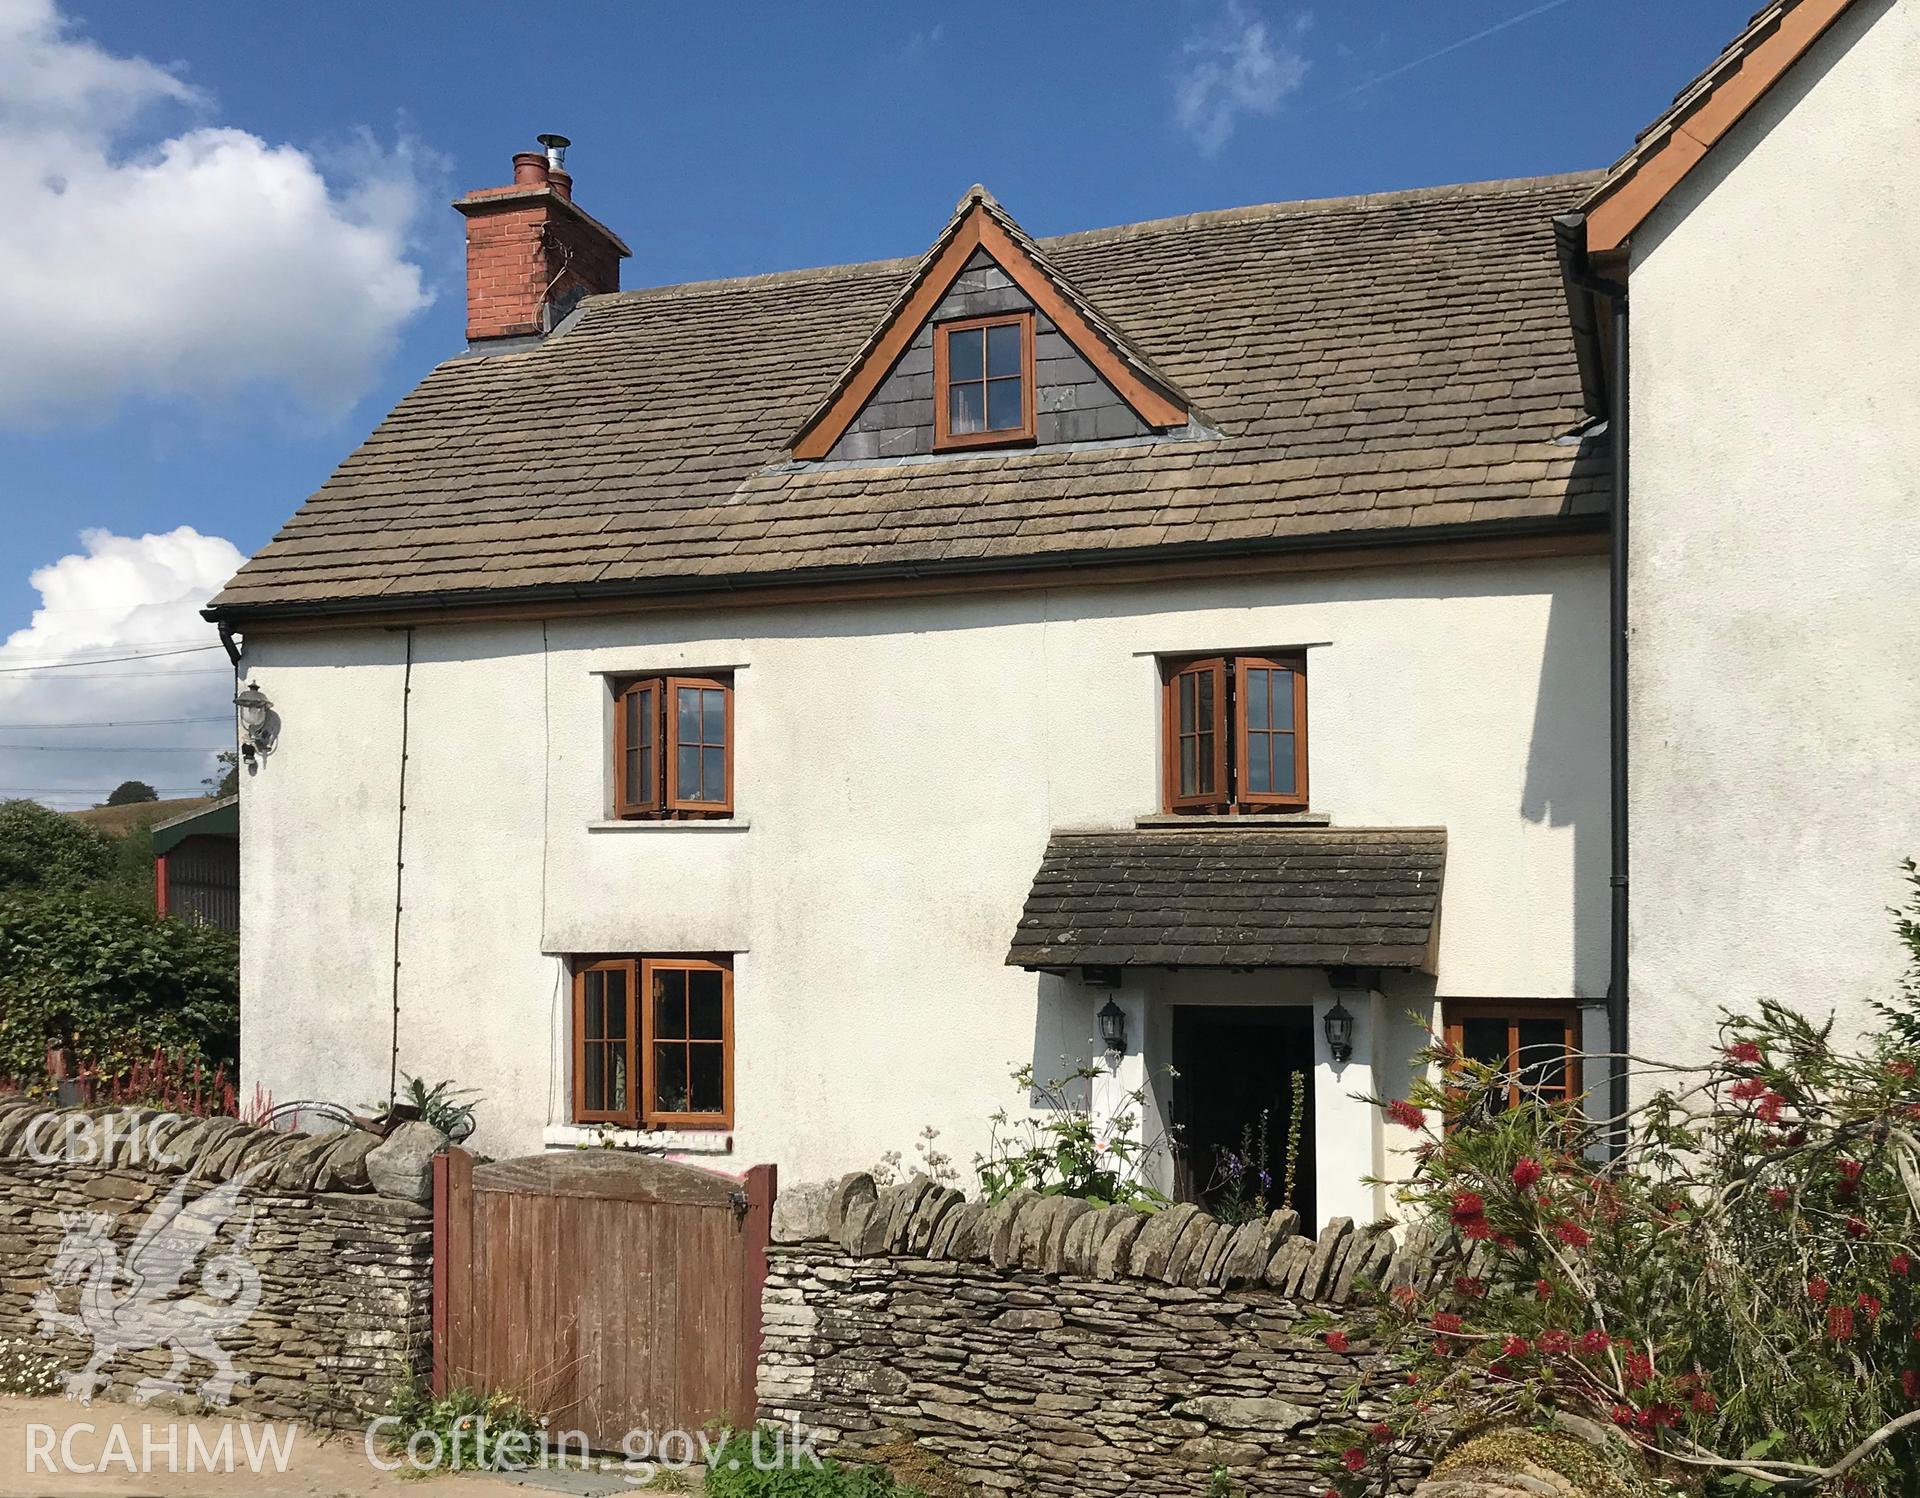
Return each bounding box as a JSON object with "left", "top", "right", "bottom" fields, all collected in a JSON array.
[{"left": 1005, "top": 827, "right": 1446, "bottom": 972}]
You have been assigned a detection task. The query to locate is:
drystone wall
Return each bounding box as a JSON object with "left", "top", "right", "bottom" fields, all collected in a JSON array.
[
  {"left": 0, "top": 1097, "right": 443, "bottom": 1427},
  {"left": 760, "top": 1174, "right": 1441, "bottom": 1497}
]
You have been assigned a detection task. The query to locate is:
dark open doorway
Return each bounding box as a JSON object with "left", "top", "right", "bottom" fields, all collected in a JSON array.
[{"left": 1171, "top": 1006, "right": 1316, "bottom": 1230}]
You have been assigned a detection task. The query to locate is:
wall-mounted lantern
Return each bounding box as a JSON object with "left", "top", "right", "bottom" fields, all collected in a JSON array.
[
  {"left": 1323, "top": 998, "right": 1355, "bottom": 1066},
  {"left": 235, "top": 681, "right": 274, "bottom": 759},
  {"left": 1322, "top": 965, "right": 1379, "bottom": 1067},
  {"left": 1097, "top": 999, "right": 1128, "bottom": 1057}
]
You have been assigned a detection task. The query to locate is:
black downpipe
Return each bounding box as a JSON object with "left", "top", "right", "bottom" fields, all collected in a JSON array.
[
  {"left": 388, "top": 628, "right": 416, "bottom": 1108},
  {"left": 1608, "top": 294, "right": 1630, "bottom": 1138},
  {"left": 1553, "top": 210, "right": 1631, "bottom": 1141}
]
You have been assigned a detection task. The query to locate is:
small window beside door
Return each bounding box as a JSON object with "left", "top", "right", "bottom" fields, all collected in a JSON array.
[
  {"left": 612, "top": 673, "right": 733, "bottom": 818},
  {"left": 1443, "top": 1003, "right": 1581, "bottom": 1114},
  {"left": 573, "top": 956, "right": 733, "bottom": 1129},
  {"left": 1160, "top": 654, "right": 1308, "bottom": 813}
]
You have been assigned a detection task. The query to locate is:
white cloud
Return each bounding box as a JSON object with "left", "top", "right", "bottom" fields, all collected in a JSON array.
[
  {"left": 0, "top": 527, "right": 246, "bottom": 810},
  {"left": 0, "top": 0, "right": 438, "bottom": 425},
  {"left": 1173, "top": 3, "right": 1312, "bottom": 154}
]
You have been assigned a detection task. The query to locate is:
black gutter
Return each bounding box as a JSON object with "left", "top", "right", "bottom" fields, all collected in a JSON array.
[
  {"left": 1554, "top": 210, "right": 1631, "bottom": 1140},
  {"left": 1552, "top": 214, "right": 1616, "bottom": 420},
  {"left": 200, "top": 510, "right": 1607, "bottom": 628}
]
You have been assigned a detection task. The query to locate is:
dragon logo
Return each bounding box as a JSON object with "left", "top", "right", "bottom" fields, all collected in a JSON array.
[{"left": 33, "top": 1164, "right": 266, "bottom": 1407}]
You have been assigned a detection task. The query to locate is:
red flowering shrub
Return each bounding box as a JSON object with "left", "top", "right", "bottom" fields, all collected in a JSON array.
[
  {"left": 1385, "top": 1097, "right": 1425, "bottom": 1131},
  {"left": 1311, "top": 998, "right": 1920, "bottom": 1494}
]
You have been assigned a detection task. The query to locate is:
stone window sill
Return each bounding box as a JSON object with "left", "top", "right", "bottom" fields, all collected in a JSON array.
[
  {"left": 1134, "top": 812, "right": 1332, "bottom": 828},
  {"left": 587, "top": 818, "right": 751, "bottom": 833},
  {"left": 542, "top": 1124, "right": 734, "bottom": 1156}
]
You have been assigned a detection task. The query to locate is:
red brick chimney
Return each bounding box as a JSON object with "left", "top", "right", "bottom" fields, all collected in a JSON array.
[{"left": 454, "top": 134, "right": 631, "bottom": 344}]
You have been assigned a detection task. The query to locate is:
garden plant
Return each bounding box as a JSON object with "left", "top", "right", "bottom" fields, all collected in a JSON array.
[{"left": 1316, "top": 868, "right": 1920, "bottom": 1495}]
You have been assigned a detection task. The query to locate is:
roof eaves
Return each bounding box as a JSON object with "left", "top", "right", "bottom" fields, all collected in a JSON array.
[
  {"left": 151, "top": 794, "right": 239, "bottom": 857},
  {"left": 203, "top": 509, "right": 1606, "bottom": 628}
]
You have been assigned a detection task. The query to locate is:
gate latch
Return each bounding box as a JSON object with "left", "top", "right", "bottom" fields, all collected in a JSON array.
[{"left": 729, "top": 1188, "right": 749, "bottom": 1220}]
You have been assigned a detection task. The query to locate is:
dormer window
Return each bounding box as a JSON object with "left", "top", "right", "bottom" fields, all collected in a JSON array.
[{"left": 934, "top": 311, "right": 1035, "bottom": 450}]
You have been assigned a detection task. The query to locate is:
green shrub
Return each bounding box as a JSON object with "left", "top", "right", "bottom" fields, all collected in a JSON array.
[
  {"left": 0, "top": 888, "right": 237, "bottom": 1084},
  {"left": 975, "top": 1063, "right": 1168, "bottom": 1209},
  {"left": 0, "top": 799, "right": 114, "bottom": 895},
  {"left": 702, "top": 1427, "right": 930, "bottom": 1497},
  {"left": 382, "top": 1378, "right": 544, "bottom": 1470},
  {"left": 395, "top": 1074, "right": 481, "bottom": 1142}
]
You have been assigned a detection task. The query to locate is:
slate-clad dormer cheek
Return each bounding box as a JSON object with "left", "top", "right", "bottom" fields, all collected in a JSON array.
[{"left": 824, "top": 250, "right": 1153, "bottom": 461}]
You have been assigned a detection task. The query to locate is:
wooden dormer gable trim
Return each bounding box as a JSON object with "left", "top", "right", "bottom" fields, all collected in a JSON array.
[{"left": 790, "top": 186, "right": 1189, "bottom": 460}]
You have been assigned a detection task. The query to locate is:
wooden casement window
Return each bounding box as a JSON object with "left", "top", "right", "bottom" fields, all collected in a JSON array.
[
  {"left": 933, "top": 311, "right": 1036, "bottom": 450},
  {"left": 612, "top": 674, "right": 733, "bottom": 818},
  {"left": 1443, "top": 1003, "right": 1582, "bottom": 1115},
  {"left": 572, "top": 957, "right": 733, "bottom": 1129},
  {"left": 1160, "top": 654, "right": 1308, "bottom": 813}
]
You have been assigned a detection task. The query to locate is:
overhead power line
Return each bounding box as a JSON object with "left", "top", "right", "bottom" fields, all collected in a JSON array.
[
  {"left": 0, "top": 638, "right": 218, "bottom": 665},
  {"left": 0, "top": 787, "right": 209, "bottom": 795},
  {"left": 0, "top": 644, "right": 225, "bottom": 674},
  {"left": 0, "top": 716, "right": 228, "bottom": 730},
  {"left": 1, "top": 745, "right": 226, "bottom": 754},
  {"left": 3, "top": 668, "right": 230, "bottom": 681}
]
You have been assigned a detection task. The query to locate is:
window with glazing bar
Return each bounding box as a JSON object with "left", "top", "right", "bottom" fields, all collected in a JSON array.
[
  {"left": 934, "top": 311, "right": 1036, "bottom": 450},
  {"left": 1443, "top": 1003, "right": 1581, "bottom": 1115},
  {"left": 572, "top": 956, "right": 733, "bottom": 1128},
  {"left": 612, "top": 674, "right": 733, "bottom": 818},
  {"left": 1160, "top": 653, "right": 1308, "bottom": 813}
]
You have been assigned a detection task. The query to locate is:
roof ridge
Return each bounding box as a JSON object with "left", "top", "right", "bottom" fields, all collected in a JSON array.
[
  {"left": 577, "top": 171, "right": 1605, "bottom": 310},
  {"left": 1043, "top": 171, "right": 1607, "bottom": 250},
  {"left": 595, "top": 252, "right": 920, "bottom": 305}
]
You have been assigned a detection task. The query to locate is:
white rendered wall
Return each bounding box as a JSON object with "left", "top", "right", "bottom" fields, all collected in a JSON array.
[
  {"left": 238, "top": 553, "right": 1607, "bottom": 1218},
  {"left": 1626, "top": 0, "right": 1920, "bottom": 1080}
]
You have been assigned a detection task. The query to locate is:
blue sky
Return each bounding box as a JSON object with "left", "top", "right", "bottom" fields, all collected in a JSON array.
[{"left": 0, "top": 0, "right": 1747, "bottom": 806}]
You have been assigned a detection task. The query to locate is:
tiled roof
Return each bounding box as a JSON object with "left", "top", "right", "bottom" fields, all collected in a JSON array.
[
  {"left": 1004, "top": 827, "right": 1446, "bottom": 971},
  {"left": 210, "top": 173, "right": 1608, "bottom": 618}
]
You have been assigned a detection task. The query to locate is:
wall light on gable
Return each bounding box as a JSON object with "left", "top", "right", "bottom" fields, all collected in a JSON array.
[{"left": 235, "top": 680, "right": 275, "bottom": 759}]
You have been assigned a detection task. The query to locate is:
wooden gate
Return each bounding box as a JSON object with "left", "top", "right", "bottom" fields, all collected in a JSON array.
[{"left": 432, "top": 1148, "right": 775, "bottom": 1449}]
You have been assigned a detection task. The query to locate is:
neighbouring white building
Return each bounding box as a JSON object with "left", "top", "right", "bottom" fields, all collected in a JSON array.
[
  {"left": 209, "top": 0, "right": 1918, "bottom": 1227},
  {"left": 1559, "top": 0, "right": 1920, "bottom": 1097}
]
